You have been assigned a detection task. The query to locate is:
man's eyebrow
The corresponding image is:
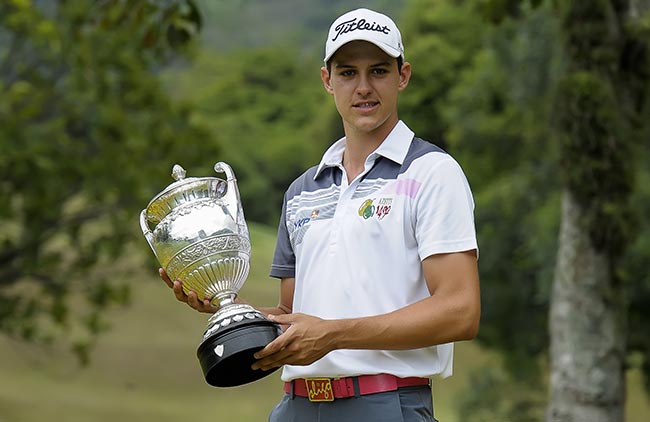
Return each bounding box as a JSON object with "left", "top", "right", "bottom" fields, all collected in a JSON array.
[{"left": 334, "top": 61, "right": 392, "bottom": 68}]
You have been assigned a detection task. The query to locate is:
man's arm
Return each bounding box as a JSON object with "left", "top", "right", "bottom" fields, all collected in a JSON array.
[
  {"left": 257, "top": 277, "right": 295, "bottom": 317},
  {"left": 252, "top": 250, "right": 480, "bottom": 370}
]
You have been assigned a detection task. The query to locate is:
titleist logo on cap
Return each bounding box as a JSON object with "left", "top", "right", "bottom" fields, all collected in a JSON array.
[
  {"left": 323, "top": 9, "right": 403, "bottom": 63},
  {"left": 332, "top": 18, "right": 391, "bottom": 42}
]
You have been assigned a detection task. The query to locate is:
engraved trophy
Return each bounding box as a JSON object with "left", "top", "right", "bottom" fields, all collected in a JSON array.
[{"left": 140, "top": 162, "right": 282, "bottom": 387}]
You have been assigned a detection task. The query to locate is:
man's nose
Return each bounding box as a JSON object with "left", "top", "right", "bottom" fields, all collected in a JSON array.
[{"left": 355, "top": 74, "right": 372, "bottom": 96}]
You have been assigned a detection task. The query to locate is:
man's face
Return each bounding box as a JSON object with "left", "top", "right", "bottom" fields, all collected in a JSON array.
[{"left": 321, "top": 40, "right": 410, "bottom": 139}]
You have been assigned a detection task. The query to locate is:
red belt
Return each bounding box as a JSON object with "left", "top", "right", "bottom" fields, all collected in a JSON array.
[{"left": 284, "top": 374, "right": 430, "bottom": 402}]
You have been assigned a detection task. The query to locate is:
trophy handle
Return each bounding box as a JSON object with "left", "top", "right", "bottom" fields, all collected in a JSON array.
[
  {"left": 213, "top": 162, "right": 242, "bottom": 222},
  {"left": 139, "top": 209, "right": 159, "bottom": 260},
  {"left": 213, "top": 161, "right": 235, "bottom": 181}
]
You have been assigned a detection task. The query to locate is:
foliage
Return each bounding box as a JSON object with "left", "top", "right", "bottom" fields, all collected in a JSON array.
[
  {"left": 195, "top": 0, "right": 405, "bottom": 52},
  {"left": 400, "top": 0, "right": 487, "bottom": 148},
  {"left": 402, "top": 0, "right": 561, "bottom": 387},
  {"left": 554, "top": 71, "right": 633, "bottom": 254},
  {"left": 552, "top": 0, "right": 650, "bottom": 393},
  {"left": 546, "top": 1, "right": 650, "bottom": 418},
  {"left": 626, "top": 153, "right": 650, "bottom": 392},
  {"left": 0, "top": 0, "right": 209, "bottom": 361},
  {"left": 554, "top": 0, "right": 640, "bottom": 258},
  {"left": 164, "top": 46, "right": 341, "bottom": 224},
  {"left": 477, "top": 0, "right": 544, "bottom": 22},
  {"left": 400, "top": 0, "right": 648, "bottom": 415},
  {"left": 403, "top": 0, "right": 650, "bottom": 385},
  {"left": 456, "top": 366, "right": 546, "bottom": 421}
]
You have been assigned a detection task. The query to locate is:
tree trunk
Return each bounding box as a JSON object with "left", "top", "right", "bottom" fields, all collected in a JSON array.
[{"left": 547, "top": 190, "right": 627, "bottom": 421}]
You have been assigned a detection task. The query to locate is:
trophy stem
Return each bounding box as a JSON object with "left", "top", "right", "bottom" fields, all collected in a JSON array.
[{"left": 212, "top": 291, "right": 236, "bottom": 308}]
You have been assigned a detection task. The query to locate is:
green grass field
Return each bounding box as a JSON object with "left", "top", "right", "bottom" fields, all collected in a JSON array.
[{"left": 0, "top": 223, "right": 648, "bottom": 421}]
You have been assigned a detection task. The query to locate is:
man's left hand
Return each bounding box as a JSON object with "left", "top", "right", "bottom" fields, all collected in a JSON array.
[{"left": 251, "top": 313, "right": 336, "bottom": 371}]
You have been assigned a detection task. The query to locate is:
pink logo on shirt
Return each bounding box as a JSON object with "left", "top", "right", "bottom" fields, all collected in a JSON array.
[{"left": 383, "top": 178, "right": 421, "bottom": 198}]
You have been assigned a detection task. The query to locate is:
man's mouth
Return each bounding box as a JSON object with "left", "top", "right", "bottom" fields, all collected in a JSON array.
[{"left": 354, "top": 101, "right": 379, "bottom": 109}]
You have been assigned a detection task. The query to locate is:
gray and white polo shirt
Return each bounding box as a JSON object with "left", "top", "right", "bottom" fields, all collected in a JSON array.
[{"left": 270, "top": 120, "right": 477, "bottom": 381}]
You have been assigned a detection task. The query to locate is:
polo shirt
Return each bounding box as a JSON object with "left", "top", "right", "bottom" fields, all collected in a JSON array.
[{"left": 270, "top": 120, "right": 477, "bottom": 381}]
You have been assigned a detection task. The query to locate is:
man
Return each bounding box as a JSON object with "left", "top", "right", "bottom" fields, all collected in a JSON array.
[{"left": 161, "top": 8, "right": 480, "bottom": 421}]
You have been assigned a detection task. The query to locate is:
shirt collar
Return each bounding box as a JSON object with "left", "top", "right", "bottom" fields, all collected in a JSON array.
[{"left": 314, "top": 120, "right": 414, "bottom": 180}]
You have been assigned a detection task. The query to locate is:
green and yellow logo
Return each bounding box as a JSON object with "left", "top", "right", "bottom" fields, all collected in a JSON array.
[
  {"left": 358, "top": 197, "right": 393, "bottom": 221},
  {"left": 358, "top": 199, "right": 375, "bottom": 219}
]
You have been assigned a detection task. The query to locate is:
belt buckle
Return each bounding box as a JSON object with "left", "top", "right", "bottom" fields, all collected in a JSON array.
[{"left": 305, "top": 378, "right": 335, "bottom": 402}]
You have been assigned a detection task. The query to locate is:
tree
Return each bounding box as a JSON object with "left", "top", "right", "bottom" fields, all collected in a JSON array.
[
  {"left": 403, "top": 0, "right": 558, "bottom": 381},
  {"left": 0, "top": 0, "right": 208, "bottom": 361},
  {"left": 548, "top": 0, "right": 650, "bottom": 420},
  {"left": 443, "top": 0, "right": 561, "bottom": 378},
  {"left": 401, "top": 0, "right": 650, "bottom": 418},
  {"left": 402, "top": 1, "right": 562, "bottom": 418}
]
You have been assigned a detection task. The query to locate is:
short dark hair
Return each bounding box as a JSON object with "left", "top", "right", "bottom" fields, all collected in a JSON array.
[{"left": 326, "top": 56, "right": 404, "bottom": 74}]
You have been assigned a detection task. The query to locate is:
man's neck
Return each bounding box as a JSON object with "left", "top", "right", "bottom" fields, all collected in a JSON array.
[{"left": 341, "top": 120, "right": 398, "bottom": 183}]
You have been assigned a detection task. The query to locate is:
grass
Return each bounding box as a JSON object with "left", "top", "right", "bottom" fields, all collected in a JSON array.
[{"left": 0, "top": 223, "right": 648, "bottom": 421}]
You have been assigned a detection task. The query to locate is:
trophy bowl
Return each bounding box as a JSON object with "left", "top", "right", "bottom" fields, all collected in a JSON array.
[{"left": 140, "top": 162, "right": 282, "bottom": 387}]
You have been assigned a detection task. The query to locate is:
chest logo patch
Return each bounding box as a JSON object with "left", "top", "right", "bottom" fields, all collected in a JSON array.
[
  {"left": 358, "top": 198, "right": 392, "bottom": 220},
  {"left": 293, "top": 209, "right": 320, "bottom": 230}
]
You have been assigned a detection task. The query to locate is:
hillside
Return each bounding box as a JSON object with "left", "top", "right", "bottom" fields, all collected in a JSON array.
[{"left": 196, "top": 0, "right": 405, "bottom": 53}]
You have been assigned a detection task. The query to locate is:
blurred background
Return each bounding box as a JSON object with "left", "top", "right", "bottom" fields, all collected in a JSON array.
[{"left": 1, "top": 0, "right": 649, "bottom": 421}]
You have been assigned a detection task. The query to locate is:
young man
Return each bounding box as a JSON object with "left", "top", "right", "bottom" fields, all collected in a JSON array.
[{"left": 162, "top": 8, "right": 480, "bottom": 421}]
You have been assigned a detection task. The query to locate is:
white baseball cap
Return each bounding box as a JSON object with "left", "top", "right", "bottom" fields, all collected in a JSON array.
[{"left": 324, "top": 8, "right": 404, "bottom": 63}]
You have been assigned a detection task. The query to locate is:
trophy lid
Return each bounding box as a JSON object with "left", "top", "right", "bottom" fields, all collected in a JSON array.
[{"left": 144, "top": 164, "right": 227, "bottom": 225}]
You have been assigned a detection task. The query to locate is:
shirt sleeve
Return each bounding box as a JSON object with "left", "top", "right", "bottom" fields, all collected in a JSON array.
[
  {"left": 270, "top": 191, "right": 296, "bottom": 278},
  {"left": 414, "top": 157, "right": 478, "bottom": 260}
]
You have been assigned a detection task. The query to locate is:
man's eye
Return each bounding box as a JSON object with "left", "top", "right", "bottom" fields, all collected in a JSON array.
[
  {"left": 372, "top": 68, "right": 388, "bottom": 75},
  {"left": 340, "top": 70, "right": 355, "bottom": 76}
]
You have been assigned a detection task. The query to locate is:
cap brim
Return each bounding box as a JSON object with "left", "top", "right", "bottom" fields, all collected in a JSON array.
[{"left": 324, "top": 36, "right": 402, "bottom": 63}]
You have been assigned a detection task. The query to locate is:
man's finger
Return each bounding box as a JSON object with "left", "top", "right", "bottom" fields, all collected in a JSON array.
[
  {"left": 254, "top": 330, "right": 291, "bottom": 360},
  {"left": 200, "top": 299, "right": 213, "bottom": 312},
  {"left": 252, "top": 348, "right": 292, "bottom": 371},
  {"left": 159, "top": 268, "right": 173, "bottom": 288},
  {"left": 187, "top": 290, "right": 202, "bottom": 309},
  {"left": 172, "top": 280, "right": 189, "bottom": 302},
  {"left": 267, "top": 313, "right": 294, "bottom": 324}
]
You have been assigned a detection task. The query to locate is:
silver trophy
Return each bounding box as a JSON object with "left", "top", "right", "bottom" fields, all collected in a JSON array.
[{"left": 140, "top": 162, "right": 281, "bottom": 387}]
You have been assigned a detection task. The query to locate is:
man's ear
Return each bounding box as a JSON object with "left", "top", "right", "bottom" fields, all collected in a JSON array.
[
  {"left": 321, "top": 66, "right": 334, "bottom": 95},
  {"left": 398, "top": 61, "right": 412, "bottom": 91}
]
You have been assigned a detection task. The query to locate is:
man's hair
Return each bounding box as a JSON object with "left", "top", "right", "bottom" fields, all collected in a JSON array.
[{"left": 326, "top": 56, "right": 404, "bottom": 75}]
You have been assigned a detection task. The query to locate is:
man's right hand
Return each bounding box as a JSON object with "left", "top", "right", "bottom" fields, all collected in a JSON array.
[{"left": 159, "top": 268, "right": 216, "bottom": 313}]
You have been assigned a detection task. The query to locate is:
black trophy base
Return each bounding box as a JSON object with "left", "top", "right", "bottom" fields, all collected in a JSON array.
[{"left": 197, "top": 316, "right": 282, "bottom": 387}]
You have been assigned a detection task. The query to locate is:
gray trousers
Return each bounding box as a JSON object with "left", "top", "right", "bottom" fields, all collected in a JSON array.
[{"left": 268, "top": 386, "right": 437, "bottom": 422}]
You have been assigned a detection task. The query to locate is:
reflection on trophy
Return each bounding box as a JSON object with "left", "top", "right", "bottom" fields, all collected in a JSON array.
[{"left": 140, "top": 162, "right": 282, "bottom": 387}]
